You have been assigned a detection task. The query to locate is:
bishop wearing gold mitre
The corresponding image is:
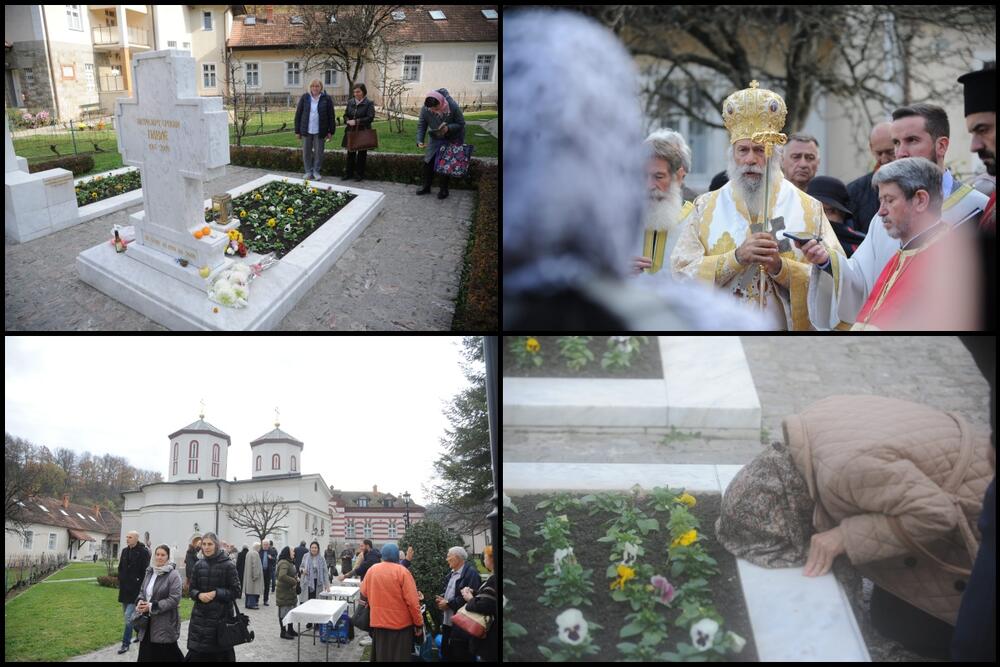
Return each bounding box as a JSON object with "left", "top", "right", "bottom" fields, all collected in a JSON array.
[{"left": 670, "top": 81, "right": 843, "bottom": 330}]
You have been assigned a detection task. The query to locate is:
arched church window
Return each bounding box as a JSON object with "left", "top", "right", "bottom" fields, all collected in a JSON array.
[
  {"left": 197, "top": 489, "right": 204, "bottom": 499},
  {"left": 189, "top": 440, "right": 199, "bottom": 457},
  {"left": 255, "top": 455, "right": 262, "bottom": 471},
  {"left": 291, "top": 455, "right": 297, "bottom": 472},
  {"left": 272, "top": 453, "right": 280, "bottom": 470},
  {"left": 212, "top": 444, "right": 220, "bottom": 476}
]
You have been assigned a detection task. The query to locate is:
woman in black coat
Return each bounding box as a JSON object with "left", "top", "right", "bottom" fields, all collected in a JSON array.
[
  {"left": 341, "top": 82, "right": 376, "bottom": 182},
  {"left": 187, "top": 532, "right": 242, "bottom": 661},
  {"left": 459, "top": 546, "right": 497, "bottom": 662}
]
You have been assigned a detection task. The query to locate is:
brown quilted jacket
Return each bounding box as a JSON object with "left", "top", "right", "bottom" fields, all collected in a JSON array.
[{"left": 783, "top": 395, "right": 994, "bottom": 625}]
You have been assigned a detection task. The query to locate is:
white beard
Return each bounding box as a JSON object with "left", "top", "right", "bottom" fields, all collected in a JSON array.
[
  {"left": 643, "top": 181, "right": 683, "bottom": 232},
  {"left": 727, "top": 151, "right": 782, "bottom": 222}
]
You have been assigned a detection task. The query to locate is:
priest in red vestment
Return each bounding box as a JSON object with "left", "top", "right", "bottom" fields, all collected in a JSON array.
[{"left": 853, "top": 157, "right": 978, "bottom": 330}]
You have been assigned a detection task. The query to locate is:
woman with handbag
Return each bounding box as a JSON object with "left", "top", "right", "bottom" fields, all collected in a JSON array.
[
  {"left": 134, "top": 545, "right": 184, "bottom": 662},
  {"left": 458, "top": 546, "right": 497, "bottom": 662},
  {"left": 276, "top": 546, "right": 300, "bottom": 640},
  {"left": 342, "top": 83, "right": 376, "bottom": 182},
  {"left": 187, "top": 532, "right": 242, "bottom": 661},
  {"left": 416, "top": 88, "right": 466, "bottom": 200}
]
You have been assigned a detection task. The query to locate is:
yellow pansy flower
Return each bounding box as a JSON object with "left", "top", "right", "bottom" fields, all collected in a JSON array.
[
  {"left": 610, "top": 564, "right": 635, "bottom": 591},
  {"left": 525, "top": 337, "right": 540, "bottom": 353},
  {"left": 675, "top": 493, "right": 697, "bottom": 508},
  {"left": 670, "top": 530, "right": 698, "bottom": 548},
  {"left": 286, "top": 207, "right": 294, "bottom": 215},
  {"left": 267, "top": 218, "right": 277, "bottom": 228}
]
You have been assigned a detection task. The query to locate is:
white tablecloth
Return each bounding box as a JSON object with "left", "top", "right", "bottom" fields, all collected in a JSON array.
[
  {"left": 341, "top": 577, "right": 361, "bottom": 587},
  {"left": 281, "top": 599, "right": 348, "bottom": 627},
  {"left": 319, "top": 586, "right": 360, "bottom": 601}
]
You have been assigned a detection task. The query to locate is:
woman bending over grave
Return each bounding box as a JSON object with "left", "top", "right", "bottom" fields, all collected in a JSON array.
[{"left": 715, "top": 394, "right": 993, "bottom": 659}]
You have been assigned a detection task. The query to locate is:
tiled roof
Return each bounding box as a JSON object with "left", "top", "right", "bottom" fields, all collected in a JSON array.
[
  {"left": 10, "top": 495, "right": 121, "bottom": 536},
  {"left": 228, "top": 5, "right": 498, "bottom": 49}
]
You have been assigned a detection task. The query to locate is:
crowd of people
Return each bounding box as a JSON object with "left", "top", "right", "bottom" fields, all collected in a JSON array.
[
  {"left": 115, "top": 530, "right": 495, "bottom": 662},
  {"left": 504, "top": 9, "right": 995, "bottom": 330}
]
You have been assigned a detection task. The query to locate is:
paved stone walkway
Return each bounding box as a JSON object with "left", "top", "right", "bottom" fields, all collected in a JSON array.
[
  {"left": 5, "top": 165, "right": 475, "bottom": 330},
  {"left": 503, "top": 336, "right": 992, "bottom": 465},
  {"left": 68, "top": 603, "right": 365, "bottom": 662}
]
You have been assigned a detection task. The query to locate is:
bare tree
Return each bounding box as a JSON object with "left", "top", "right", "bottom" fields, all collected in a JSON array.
[
  {"left": 297, "top": 5, "right": 405, "bottom": 100},
  {"left": 222, "top": 47, "right": 256, "bottom": 147},
  {"left": 569, "top": 5, "right": 995, "bottom": 149},
  {"left": 226, "top": 491, "right": 291, "bottom": 545},
  {"left": 4, "top": 433, "right": 45, "bottom": 538},
  {"left": 370, "top": 32, "right": 411, "bottom": 131}
]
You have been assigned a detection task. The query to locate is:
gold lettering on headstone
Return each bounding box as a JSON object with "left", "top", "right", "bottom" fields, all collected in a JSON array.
[{"left": 136, "top": 118, "right": 179, "bottom": 154}]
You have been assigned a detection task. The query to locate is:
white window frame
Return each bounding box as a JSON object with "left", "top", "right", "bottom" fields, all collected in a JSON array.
[
  {"left": 323, "top": 69, "right": 337, "bottom": 87},
  {"left": 285, "top": 61, "right": 301, "bottom": 87},
  {"left": 84, "top": 63, "right": 96, "bottom": 92},
  {"left": 49, "top": 533, "right": 57, "bottom": 550},
  {"left": 24, "top": 531, "right": 34, "bottom": 549},
  {"left": 203, "top": 11, "right": 214, "bottom": 32},
  {"left": 202, "top": 62, "right": 217, "bottom": 89},
  {"left": 473, "top": 53, "right": 496, "bottom": 83},
  {"left": 66, "top": 5, "right": 83, "bottom": 31},
  {"left": 401, "top": 54, "right": 422, "bottom": 83},
  {"left": 243, "top": 61, "right": 260, "bottom": 89},
  {"left": 167, "top": 40, "right": 177, "bottom": 48}
]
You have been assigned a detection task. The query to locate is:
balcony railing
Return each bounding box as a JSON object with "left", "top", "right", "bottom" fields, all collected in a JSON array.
[{"left": 91, "top": 25, "right": 149, "bottom": 47}]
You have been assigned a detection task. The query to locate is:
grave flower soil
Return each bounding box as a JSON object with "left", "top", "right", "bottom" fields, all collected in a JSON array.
[
  {"left": 503, "top": 336, "right": 664, "bottom": 379},
  {"left": 203, "top": 180, "right": 356, "bottom": 259},
  {"left": 505, "top": 491, "right": 758, "bottom": 662}
]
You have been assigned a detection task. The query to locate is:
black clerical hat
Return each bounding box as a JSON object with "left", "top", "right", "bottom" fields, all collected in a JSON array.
[{"left": 957, "top": 68, "right": 996, "bottom": 116}]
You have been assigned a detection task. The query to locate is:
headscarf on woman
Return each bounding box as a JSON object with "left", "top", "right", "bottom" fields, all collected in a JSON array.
[{"left": 715, "top": 440, "right": 816, "bottom": 567}]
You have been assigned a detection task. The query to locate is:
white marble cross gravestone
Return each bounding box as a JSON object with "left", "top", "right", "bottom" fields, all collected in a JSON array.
[{"left": 116, "top": 49, "right": 229, "bottom": 280}]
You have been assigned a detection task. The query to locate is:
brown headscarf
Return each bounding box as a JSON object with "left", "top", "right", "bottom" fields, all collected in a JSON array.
[{"left": 715, "top": 441, "right": 815, "bottom": 567}]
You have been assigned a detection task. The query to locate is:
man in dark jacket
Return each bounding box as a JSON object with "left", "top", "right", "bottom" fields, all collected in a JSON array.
[
  {"left": 293, "top": 540, "right": 308, "bottom": 570},
  {"left": 338, "top": 539, "right": 381, "bottom": 581},
  {"left": 294, "top": 79, "right": 336, "bottom": 180},
  {"left": 187, "top": 532, "right": 241, "bottom": 661},
  {"left": 117, "top": 530, "right": 151, "bottom": 654},
  {"left": 435, "top": 546, "right": 481, "bottom": 662},
  {"left": 236, "top": 544, "right": 248, "bottom": 591},
  {"left": 267, "top": 541, "right": 278, "bottom": 593},
  {"left": 260, "top": 538, "right": 274, "bottom": 606},
  {"left": 846, "top": 121, "right": 896, "bottom": 234}
]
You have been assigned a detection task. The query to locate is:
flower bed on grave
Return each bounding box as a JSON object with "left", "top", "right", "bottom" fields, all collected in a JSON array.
[
  {"left": 503, "top": 488, "right": 757, "bottom": 662},
  {"left": 75, "top": 169, "right": 141, "bottom": 206},
  {"left": 203, "top": 180, "right": 357, "bottom": 259},
  {"left": 503, "top": 336, "right": 663, "bottom": 379}
]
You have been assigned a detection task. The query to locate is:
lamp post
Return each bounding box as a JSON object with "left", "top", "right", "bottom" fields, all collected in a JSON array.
[{"left": 402, "top": 491, "right": 412, "bottom": 529}]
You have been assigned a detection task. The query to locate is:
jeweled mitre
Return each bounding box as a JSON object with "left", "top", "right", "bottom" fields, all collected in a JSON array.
[{"left": 722, "top": 80, "right": 787, "bottom": 144}]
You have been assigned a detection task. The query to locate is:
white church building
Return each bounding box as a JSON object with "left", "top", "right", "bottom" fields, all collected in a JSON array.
[{"left": 120, "top": 410, "right": 331, "bottom": 571}]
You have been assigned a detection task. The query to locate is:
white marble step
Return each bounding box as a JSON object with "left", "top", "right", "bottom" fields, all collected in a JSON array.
[
  {"left": 504, "top": 462, "right": 871, "bottom": 662},
  {"left": 503, "top": 336, "right": 761, "bottom": 430}
]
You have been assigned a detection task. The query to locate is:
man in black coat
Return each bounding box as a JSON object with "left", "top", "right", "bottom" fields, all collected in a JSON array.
[
  {"left": 435, "top": 546, "right": 482, "bottom": 662},
  {"left": 260, "top": 538, "right": 274, "bottom": 606},
  {"left": 117, "top": 531, "right": 150, "bottom": 654},
  {"left": 293, "top": 540, "right": 308, "bottom": 570},
  {"left": 845, "top": 121, "right": 896, "bottom": 234}
]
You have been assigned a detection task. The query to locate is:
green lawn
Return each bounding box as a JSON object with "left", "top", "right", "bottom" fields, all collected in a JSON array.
[
  {"left": 44, "top": 562, "right": 109, "bottom": 580},
  {"left": 4, "top": 563, "right": 193, "bottom": 662},
  {"left": 13, "top": 114, "right": 495, "bottom": 179}
]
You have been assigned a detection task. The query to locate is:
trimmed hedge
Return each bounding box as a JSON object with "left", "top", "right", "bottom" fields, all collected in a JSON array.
[
  {"left": 451, "top": 163, "right": 498, "bottom": 331},
  {"left": 228, "top": 145, "right": 489, "bottom": 190},
  {"left": 28, "top": 154, "right": 95, "bottom": 176}
]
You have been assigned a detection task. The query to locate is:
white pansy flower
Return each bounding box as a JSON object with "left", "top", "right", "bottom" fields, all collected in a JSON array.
[
  {"left": 553, "top": 547, "right": 574, "bottom": 575},
  {"left": 690, "top": 618, "right": 719, "bottom": 652},
  {"left": 621, "top": 542, "right": 639, "bottom": 566},
  {"left": 555, "top": 608, "right": 588, "bottom": 646}
]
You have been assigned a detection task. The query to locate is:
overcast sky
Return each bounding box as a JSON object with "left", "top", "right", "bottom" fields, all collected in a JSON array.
[{"left": 5, "top": 336, "right": 475, "bottom": 506}]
